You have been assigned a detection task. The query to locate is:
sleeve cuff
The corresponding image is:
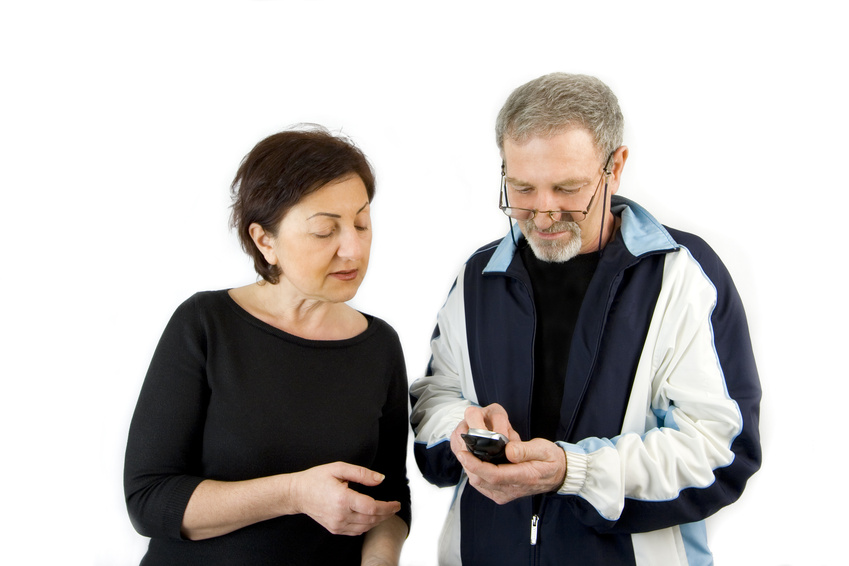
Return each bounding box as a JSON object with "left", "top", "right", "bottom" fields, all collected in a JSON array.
[{"left": 555, "top": 442, "right": 588, "bottom": 495}]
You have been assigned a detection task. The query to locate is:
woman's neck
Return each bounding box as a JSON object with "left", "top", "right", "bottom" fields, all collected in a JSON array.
[{"left": 230, "top": 282, "right": 366, "bottom": 340}]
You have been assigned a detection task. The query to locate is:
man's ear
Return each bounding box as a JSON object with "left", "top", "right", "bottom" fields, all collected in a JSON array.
[
  {"left": 608, "top": 145, "right": 629, "bottom": 195},
  {"left": 248, "top": 223, "right": 277, "bottom": 265}
]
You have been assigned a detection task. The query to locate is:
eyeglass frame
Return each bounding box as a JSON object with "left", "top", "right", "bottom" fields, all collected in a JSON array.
[{"left": 499, "top": 151, "right": 615, "bottom": 224}]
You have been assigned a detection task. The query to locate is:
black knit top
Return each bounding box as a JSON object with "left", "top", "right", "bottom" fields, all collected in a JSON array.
[{"left": 124, "top": 290, "right": 410, "bottom": 565}]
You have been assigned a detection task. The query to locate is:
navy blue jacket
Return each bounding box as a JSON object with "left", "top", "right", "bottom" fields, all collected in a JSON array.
[{"left": 410, "top": 197, "right": 761, "bottom": 565}]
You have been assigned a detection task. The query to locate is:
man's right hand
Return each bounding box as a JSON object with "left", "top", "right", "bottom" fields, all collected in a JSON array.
[{"left": 449, "top": 403, "right": 521, "bottom": 462}]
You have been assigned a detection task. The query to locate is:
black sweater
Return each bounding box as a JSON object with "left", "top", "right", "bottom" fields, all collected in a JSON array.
[{"left": 124, "top": 290, "right": 411, "bottom": 565}]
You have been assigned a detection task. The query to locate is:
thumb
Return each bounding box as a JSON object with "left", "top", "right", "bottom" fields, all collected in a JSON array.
[
  {"left": 505, "top": 439, "right": 543, "bottom": 463},
  {"left": 332, "top": 462, "right": 385, "bottom": 486},
  {"left": 505, "top": 440, "right": 525, "bottom": 463}
]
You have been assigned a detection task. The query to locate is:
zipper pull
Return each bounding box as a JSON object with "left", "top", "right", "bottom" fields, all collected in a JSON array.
[{"left": 530, "top": 514, "right": 539, "bottom": 546}]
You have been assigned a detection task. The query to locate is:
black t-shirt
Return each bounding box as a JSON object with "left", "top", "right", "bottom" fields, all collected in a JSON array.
[
  {"left": 520, "top": 245, "right": 600, "bottom": 441},
  {"left": 124, "top": 290, "right": 411, "bottom": 565}
]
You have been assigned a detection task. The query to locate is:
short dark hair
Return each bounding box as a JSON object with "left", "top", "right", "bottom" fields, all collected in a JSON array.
[{"left": 230, "top": 125, "right": 376, "bottom": 284}]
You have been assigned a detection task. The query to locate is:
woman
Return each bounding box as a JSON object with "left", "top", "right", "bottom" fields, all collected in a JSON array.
[{"left": 124, "top": 126, "right": 410, "bottom": 565}]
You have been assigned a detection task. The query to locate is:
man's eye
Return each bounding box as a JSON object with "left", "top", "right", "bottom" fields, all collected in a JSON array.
[
  {"left": 557, "top": 183, "right": 586, "bottom": 194},
  {"left": 356, "top": 225, "right": 369, "bottom": 232}
]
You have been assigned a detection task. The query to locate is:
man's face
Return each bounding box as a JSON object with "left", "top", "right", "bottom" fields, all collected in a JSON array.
[{"left": 502, "top": 128, "right": 617, "bottom": 262}]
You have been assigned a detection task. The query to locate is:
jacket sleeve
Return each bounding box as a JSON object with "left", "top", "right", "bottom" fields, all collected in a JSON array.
[
  {"left": 409, "top": 267, "right": 473, "bottom": 488},
  {"left": 556, "top": 245, "right": 762, "bottom": 533},
  {"left": 123, "top": 296, "right": 208, "bottom": 540}
]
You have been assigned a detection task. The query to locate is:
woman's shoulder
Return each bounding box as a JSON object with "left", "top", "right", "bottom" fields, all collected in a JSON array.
[
  {"left": 358, "top": 313, "right": 402, "bottom": 347},
  {"left": 358, "top": 315, "right": 406, "bottom": 379},
  {"left": 162, "top": 289, "right": 234, "bottom": 329},
  {"left": 175, "top": 289, "right": 231, "bottom": 313},
  {"left": 362, "top": 313, "right": 394, "bottom": 333}
]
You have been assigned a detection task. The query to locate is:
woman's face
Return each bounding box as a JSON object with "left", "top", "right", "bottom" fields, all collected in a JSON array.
[{"left": 260, "top": 175, "right": 372, "bottom": 304}]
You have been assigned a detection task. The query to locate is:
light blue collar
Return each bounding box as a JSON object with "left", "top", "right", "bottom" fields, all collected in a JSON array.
[
  {"left": 483, "top": 196, "right": 678, "bottom": 274},
  {"left": 612, "top": 196, "right": 678, "bottom": 257}
]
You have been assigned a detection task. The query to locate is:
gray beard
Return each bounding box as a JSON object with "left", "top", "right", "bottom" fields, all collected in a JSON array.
[{"left": 522, "top": 219, "right": 582, "bottom": 263}]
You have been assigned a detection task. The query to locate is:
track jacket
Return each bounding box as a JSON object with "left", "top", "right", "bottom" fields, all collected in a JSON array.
[{"left": 409, "top": 196, "right": 761, "bottom": 566}]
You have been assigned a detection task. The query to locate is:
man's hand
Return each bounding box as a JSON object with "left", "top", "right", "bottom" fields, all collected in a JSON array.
[
  {"left": 456, "top": 403, "right": 520, "bottom": 441},
  {"left": 450, "top": 404, "right": 567, "bottom": 505}
]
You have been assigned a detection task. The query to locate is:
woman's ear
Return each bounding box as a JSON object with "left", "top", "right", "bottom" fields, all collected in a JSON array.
[{"left": 248, "top": 223, "right": 277, "bottom": 265}]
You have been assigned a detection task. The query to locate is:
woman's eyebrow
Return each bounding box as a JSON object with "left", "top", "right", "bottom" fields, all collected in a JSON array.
[{"left": 307, "top": 202, "right": 369, "bottom": 220}]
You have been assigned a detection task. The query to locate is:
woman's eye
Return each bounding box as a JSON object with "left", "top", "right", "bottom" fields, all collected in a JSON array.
[
  {"left": 356, "top": 224, "right": 369, "bottom": 232},
  {"left": 313, "top": 230, "right": 333, "bottom": 239}
]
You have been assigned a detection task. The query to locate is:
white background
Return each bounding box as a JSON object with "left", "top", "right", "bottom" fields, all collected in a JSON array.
[{"left": 2, "top": 1, "right": 846, "bottom": 565}]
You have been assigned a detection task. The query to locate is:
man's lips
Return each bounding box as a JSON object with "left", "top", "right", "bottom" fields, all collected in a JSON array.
[
  {"left": 329, "top": 269, "right": 359, "bottom": 281},
  {"left": 533, "top": 229, "right": 567, "bottom": 240}
]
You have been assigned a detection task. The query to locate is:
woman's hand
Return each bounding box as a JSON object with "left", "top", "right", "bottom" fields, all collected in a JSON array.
[
  {"left": 290, "top": 462, "right": 402, "bottom": 536},
  {"left": 181, "top": 462, "right": 400, "bottom": 541}
]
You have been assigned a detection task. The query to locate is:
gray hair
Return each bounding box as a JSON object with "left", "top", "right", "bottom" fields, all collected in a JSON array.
[{"left": 495, "top": 73, "right": 624, "bottom": 159}]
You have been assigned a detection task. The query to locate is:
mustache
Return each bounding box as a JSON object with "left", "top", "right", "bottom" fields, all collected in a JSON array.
[{"left": 522, "top": 219, "right": 579, "bottom": 234}]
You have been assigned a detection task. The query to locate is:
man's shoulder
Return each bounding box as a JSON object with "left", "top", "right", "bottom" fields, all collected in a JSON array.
[
  {"left": 469, "top": 237, "right": 504, "bottom": 259},
  {"left": 664, "top": 226, "right": 709, "bottom": 250},
  {"left": 663, "top": 226, "right": 721, "bottom": 264},
  {"left": 464, "top": 236, "right": 508, "bottom": 271},
  {"left": 661, "top": 226, "right": 736, "bottom": 288}
]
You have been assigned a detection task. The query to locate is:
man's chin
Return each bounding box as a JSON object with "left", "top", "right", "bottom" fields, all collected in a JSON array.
[
  {"left": 527, "top": 236, "right": 581, "bottom": 263},
  {"left": 520, "top": 221, "right": 582, "bottom": 263}
]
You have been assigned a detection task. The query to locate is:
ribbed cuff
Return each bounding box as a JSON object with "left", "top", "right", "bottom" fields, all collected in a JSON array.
[{"left": 556, "top": 445, "right": 588, "bottom": 495}]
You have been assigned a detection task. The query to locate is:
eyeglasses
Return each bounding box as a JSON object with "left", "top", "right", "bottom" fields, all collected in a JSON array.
[{"left": 499, "top": 157, "right": 613, "bottom": 224}]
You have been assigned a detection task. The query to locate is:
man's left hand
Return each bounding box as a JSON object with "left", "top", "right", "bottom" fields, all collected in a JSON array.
[{"left": 455, "top": 437, "right": 567, "bottom": 505}]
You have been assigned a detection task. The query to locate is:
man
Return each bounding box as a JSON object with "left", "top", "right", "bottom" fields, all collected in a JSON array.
[{"left": 409, "top": 73, "right": 761, "bottom": 565}]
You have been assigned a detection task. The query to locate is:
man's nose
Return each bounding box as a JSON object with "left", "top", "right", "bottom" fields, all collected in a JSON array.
[
  {"left": 532, "top": 192, "right": 560, "bottom": 229},
  {"left": 533, "top": 210, "right": 557, "bottom": 230}
]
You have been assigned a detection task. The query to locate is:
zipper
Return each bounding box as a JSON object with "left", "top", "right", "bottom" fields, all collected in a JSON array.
[
  {"left": 561, "top": 269, "right": 623, "bottom": 440},
  {"left": 530, "top": 494, "right": 548, "bottom": 564}
]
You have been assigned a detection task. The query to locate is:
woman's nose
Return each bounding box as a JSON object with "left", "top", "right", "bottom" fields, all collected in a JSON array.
[{"left": 337, "top": 227, "right": 368, "bottom": 260}]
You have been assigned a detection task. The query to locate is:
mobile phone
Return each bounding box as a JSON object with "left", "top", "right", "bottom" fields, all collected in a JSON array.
[{"left": 461, "top": 428, "right": 509, "bottom": 464}]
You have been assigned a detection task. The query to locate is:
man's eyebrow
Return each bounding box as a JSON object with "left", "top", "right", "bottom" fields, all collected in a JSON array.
[
  {"left": 306, "top": 202, "right": 369, "bottom": 220},
  {"left": 505, "top": 176, "right": 590, "bottom": 187},
  {"left": 552, "top": 177, "right": 592, "bottom": 188},
  {"left": 505, "top": 176, "right": 532, "bottom": 187}
]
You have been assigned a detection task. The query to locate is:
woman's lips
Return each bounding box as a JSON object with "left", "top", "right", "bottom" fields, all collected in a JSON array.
[{"left": 329, "top": 269, "right": 358, "bottom": 281}]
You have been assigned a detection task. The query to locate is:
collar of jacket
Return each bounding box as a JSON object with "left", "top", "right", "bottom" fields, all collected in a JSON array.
[{"left": 483, "top": 195, "right": 680, "bottom": 275}]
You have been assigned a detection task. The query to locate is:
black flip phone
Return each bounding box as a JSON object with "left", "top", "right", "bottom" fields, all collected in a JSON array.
[{"left": 461, "top": 428, "right": 509, "bottom": 464}]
